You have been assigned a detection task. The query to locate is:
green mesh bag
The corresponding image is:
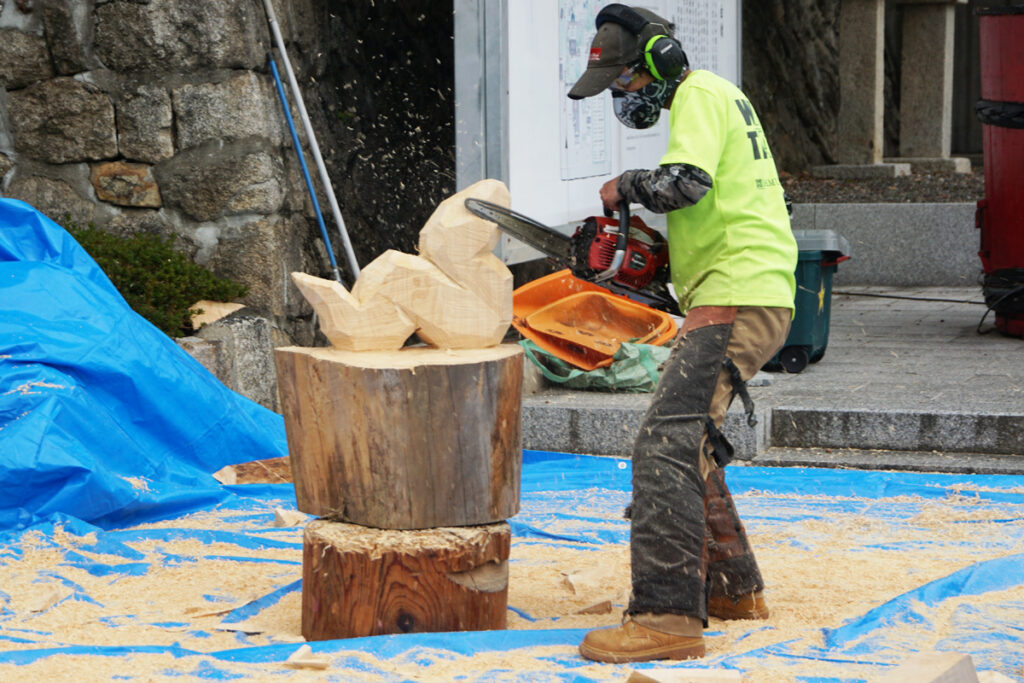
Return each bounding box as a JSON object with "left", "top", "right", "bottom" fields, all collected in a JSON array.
[{"left": 520, "top": 339, "right": 671, "bottom": 392}]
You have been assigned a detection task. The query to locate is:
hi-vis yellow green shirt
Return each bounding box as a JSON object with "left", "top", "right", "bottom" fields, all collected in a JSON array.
[{"left": 661, "top": 70, "right": 797, "bottom": 313}]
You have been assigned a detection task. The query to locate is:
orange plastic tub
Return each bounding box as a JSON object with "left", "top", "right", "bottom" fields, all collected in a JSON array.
[
  {"left": 512, "top": 269, "right": 677, "bottom": 371},
  {"left": 512, "top": 269, "right": 608, "bottom": 318}
]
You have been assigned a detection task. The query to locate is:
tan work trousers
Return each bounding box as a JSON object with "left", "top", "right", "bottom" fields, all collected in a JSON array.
[{"left": 627, "top": 305, "right": 791, "bottom": 623}]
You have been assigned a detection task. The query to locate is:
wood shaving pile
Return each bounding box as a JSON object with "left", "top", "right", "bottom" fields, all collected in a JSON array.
[
  {"left": 306, "top": 519, "right": 508, "bottom": 560},
  {"left": 0, "top": 487, "right": 1021, "bottom": 682}
]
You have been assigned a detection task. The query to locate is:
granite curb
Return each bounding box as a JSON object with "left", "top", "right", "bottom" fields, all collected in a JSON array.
[{"left": 521, "top": 285, "right": 1024, "bottom": 474}]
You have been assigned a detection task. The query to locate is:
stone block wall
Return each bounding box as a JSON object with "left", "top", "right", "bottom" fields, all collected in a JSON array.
[{"left": 0, "top": 0, "right": 323, "bottom": 346}]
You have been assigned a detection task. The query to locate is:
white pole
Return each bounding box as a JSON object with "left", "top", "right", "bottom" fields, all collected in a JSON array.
[{"left": 262, "top": 0, "right": 361, "bottom": 279}]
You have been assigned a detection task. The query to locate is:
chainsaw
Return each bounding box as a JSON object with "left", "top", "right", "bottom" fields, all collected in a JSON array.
[{"left": 464, "top": 198, "right": 678, "bottom": 314}]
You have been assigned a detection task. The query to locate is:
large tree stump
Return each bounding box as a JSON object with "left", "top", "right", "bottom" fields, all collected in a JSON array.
[
  {"left": 275, "top": 344, "right": 523, "bottom": 529},
  {"left": 302, "top": 519, "right": 510, "bottom": 640}
]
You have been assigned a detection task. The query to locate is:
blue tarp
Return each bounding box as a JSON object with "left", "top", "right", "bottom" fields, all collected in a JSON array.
[
  {"left": 1, "top": 199, "right": 1023, "bottom": 681},
  {"left": 0, "top": 198, "right": 287, "bottom": 531},
  {"left": 0, "top": 457, "right": 1021, "bottom": 681}
]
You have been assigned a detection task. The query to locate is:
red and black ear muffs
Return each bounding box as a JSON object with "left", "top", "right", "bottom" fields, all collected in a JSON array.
[{"left": 596, "top": 3, "right": 689, "bottom": 82}]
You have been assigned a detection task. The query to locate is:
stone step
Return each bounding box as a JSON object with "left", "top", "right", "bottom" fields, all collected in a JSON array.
[
  {"left": 522, "top": 391, "right": 766, "bottom": 459},
  {"left": 751, "top": 446, "right": 1024, "bottom": 476},
  {"left": 523, "top": 393, "right": 1024, "bottom": 464},
  {"left": 770, "top": 407, "right": 1024, "bottom": 455}
]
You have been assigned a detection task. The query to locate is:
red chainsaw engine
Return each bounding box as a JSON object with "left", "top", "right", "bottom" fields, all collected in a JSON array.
[{"left": 570, "top": 214, "right": 669, "bottom": 291}]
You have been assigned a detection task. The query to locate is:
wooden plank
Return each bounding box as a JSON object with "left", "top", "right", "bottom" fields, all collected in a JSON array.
[
  {"left": 876, "top": 652, "right": 979, "bottom": 683},
  {"left": 212, "top": 457, "right": 292, "bottom": 485},
  {"left": 189, "top": 300, "right": 245, "bottom": 328}
]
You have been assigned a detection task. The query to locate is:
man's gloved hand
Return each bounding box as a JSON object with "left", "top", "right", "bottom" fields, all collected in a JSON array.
[{"left": 600, "top": 175, "right": 624, "bottom": 214}]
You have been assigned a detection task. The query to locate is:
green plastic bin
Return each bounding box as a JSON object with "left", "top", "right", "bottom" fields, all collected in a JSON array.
[{"left": 765, "top": 230, "right": 850, "bottom": 373}]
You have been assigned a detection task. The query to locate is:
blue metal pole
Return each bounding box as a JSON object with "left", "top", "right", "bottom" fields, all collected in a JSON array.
[
  {"left": 262, "top": 0, "right": 360, "bottom": 280},
  {"left": 268, "top": 54, "right": 342, "bottom": 284}
]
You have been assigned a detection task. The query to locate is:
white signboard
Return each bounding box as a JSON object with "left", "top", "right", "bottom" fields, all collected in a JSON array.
[
  {"left": 559, "top": 0, "right": 613, "bottom": 181},
  {"left": 456, "top": 0, "right": 741, "bottom": 263}
]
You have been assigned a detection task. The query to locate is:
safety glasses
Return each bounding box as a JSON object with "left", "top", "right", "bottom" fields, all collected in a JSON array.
[{"left": 609, "top": 63, "right": 645, "bottom": 91}]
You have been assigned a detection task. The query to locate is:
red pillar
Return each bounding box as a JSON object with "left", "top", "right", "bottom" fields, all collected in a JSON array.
[{"left": 976, "top": 6, "right": 1024, "bottom": 337}]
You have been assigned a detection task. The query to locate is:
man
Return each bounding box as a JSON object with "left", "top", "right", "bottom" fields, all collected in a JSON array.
[{"left": 567, "top": 4, "right": 798, "bottom": 663}]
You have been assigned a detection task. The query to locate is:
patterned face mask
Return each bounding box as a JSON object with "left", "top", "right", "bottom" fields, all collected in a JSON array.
[{"left": 611, "top": 75, "right": 682, "bottom": 129}]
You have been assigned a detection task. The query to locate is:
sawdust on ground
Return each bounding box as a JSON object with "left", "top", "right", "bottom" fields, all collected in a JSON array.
[{"left": 0, "top": 488, "right": 1022, "bottom": 682}]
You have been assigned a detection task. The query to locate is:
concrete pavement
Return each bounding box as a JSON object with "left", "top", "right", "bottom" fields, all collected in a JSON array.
[{"left": 521, "top": 286, "right": 1024, "bottom": 474}]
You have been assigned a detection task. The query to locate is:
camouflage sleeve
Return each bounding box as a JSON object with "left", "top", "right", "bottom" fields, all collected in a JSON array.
[{"left": 617, "top": 163, "right": 713, "bottom": 214}]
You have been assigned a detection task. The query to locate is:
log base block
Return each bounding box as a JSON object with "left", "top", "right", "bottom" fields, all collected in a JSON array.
[
  {"left": 302, "top": 518, "right": 510, "bottom": 640},
  {"left": 275, "top": 344, "right": 523, "bottom": 529}
]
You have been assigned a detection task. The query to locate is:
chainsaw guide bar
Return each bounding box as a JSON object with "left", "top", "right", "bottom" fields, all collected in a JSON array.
[
  {"left": 465, "top": 197, "right": 678, "bottom": 314},
  {"left": 464, "top": 198, "right": 572, "bottom": 263}
]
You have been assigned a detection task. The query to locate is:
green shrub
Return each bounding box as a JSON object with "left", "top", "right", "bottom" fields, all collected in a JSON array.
[{"left": 67, "top": 224, "right": 249, "bottom": 338}]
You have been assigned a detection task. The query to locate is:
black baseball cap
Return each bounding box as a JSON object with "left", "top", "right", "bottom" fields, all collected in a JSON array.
[
  {"left": 568, "top": 6, "right": 672, "bottom": 100},
  {"left": 567, "top": 21, "right": 639, "bottom": 100}
]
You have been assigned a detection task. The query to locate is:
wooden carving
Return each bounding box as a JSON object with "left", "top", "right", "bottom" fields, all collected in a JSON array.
[
  {"left": 291, "top": 178, "right": 513, "bottom": 351},
  {"left": 282, "top": 180, "right": 522, "bottom": 641}
]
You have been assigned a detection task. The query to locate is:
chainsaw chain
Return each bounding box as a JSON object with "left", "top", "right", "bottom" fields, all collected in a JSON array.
[{"left": 568, "top": 218, "right": 600, "bottom": 281}]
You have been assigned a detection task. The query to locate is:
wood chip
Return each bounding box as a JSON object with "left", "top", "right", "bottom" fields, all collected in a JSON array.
[
  {"left": 562, "top": 562, "right": 620, "bottom": 595},
  {"left": 182, "top": 604, "right": 240, "bottom": 618},
  {"left": 27, "top": 584, "right": 66, "bottom": 613},
  {"left": 284, "top": 644, "right": 331, "bottom": 670},
  {"left": 211, "top": 465, "right": 237, "bottom": 485},
  {"left": 629, "top": 669, "right": 743, "bottom": 682},
  {"left": 272, "top": 508, "right": 308, "bottom": 527},
  {"left": 573, "top": 600, "right": 612, "bottom": 615}
]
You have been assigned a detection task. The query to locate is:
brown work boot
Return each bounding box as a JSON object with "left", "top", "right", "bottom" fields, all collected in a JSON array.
[
  {"left": 708, "top": 591, "right": 770, "bottom": 620},
  {"left": 579, "top": 617, "right": 705, "bottom": 663}
]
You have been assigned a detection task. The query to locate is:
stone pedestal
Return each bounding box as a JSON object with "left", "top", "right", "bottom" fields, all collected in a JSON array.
[
  {"left": 883, "top": 156, "right": 972, "bottom": 174},
  {"left": 837, "top": 0, "right": 886, "bottom": 166},
  {"left": 810, "top": 162, "right": 911, "bottom": 179},
  {"left": 833, "top": 0, "right": 969, "bottom": 176},
  {"left": 897, "top": 0, "right": 961, "bottom": 159}
]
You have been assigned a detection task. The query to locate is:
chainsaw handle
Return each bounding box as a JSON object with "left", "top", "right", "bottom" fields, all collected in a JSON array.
[{"left": 594, "top": 201, "right": 630, "bottom": 283}]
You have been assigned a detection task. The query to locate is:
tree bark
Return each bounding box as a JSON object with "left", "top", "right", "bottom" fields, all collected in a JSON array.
[
  {"left": 275, "top": 344, "right": 523, "bottom": 529},
  {"left": 302, "top": 519, "right": 510, "bottom": 640}
]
